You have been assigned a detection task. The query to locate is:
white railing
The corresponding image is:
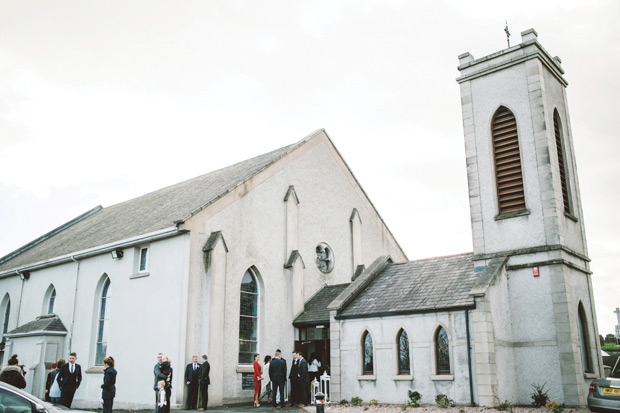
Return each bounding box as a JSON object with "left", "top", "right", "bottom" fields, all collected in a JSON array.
[{"left": 311, "top": 371, "right": 331, "bottom": 404}]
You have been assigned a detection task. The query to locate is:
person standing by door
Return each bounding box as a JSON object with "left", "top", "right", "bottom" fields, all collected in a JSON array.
[{"left": 101, "top": 356, "right": 117, "bottom": 413}]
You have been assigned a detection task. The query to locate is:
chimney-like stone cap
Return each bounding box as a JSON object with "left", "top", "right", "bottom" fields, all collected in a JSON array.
[{"left": 521, "top": 28, "right": 538, "bottom": 43}]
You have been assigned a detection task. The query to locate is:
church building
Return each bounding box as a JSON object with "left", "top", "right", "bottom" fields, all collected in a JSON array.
[{"left": 0, "top": 29, "right": 603, "bottom": 408}]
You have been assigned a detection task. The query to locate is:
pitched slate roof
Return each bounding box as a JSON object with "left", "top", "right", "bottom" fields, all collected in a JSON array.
[
  {"left": 336, "top": 253, "right": 475, "bottom": 319},
  {"left": 294, "top": 283, "right": 350, "bottom": 326},
  {"left": 0, "top": 138, "right": 307, "bottom": 273},
  {"left": 6, "top": 314, "right": 67, "bottom": 336}
]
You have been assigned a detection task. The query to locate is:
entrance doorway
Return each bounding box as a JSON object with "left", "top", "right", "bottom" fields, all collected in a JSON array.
[{"left": 295, "top": 324, "right": 330, "bottom": 376}]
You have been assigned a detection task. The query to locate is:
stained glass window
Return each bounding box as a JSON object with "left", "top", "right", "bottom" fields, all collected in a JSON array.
[
  {"left": 238, "top": 269, "right": 258, "bottom": 364},
  {"left": 96, "top": 278, "right": 110, "bottom": 366},
  {"left": 362, "top": 331, "right": 373, "bottom": 375},
  {"left": 436, "top": 327, "right": 450, "bottom": 374},
  {"left": 398, "top": 329, "right": 410, "bottom": 375}
]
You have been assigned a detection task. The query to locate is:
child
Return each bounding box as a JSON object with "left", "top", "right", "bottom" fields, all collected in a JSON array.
[{"left": 156, "top": 380, "right": 167, "bottom": 413}]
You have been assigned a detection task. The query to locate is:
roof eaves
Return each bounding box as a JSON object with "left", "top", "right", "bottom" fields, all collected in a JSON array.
[
  {"left": 335, "top": 303, "right": 477, "bottom": 320},
  {"left": 0, "top": 206, "right": 102, "bottom": 266}
]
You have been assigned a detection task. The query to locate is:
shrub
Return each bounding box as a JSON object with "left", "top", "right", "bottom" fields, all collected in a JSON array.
[
  {"left": 363, "top": 406, "right": 369, "bottom": 411},
  {"left": 407, "top": 391, "right": 422, "bottom": 407},
  {"left": 369, "top": 399, "right": 379, "bottom": 405},
  {"left": 435, "top": 394, "right": 455, "bottom": 408},
  {"left": 351, "top": 396, "right": 363, "bottom": 406},
  {"left": 531, "top": 383, "right": 550, "bottom": 407},
  {"left": 545, "top": 401, "right": 564, "bottom": 413},
  {"left": 497, "top": 400, "right": 512, "bottom": 411},
  {"left": 339, "top": 399, "right": 349, "bottom": 405}
]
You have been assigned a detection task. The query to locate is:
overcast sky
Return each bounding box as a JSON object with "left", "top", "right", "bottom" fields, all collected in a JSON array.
[{"left": 1, "top": 0, "right": 618, "bottom": 334}]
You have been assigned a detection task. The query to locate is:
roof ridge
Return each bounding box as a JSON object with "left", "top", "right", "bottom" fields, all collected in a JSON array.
[{"left": 404, "top": 251, "right": 473, "bottom": 263}]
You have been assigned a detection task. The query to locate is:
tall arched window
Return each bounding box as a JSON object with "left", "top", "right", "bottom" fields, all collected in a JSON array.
[
  {"left": 397, "top": 329, "right": 410, "bottom": 375},
  {"left": 362, "top": 331, "right": 374, "bottom": 375},
  {"left": 578, "top": 303, "right": 592, "bottom": 373},
  {"left": 96, "top": 278, "right": 110, "bottom": 366},
  {"left": 238, "top": 268, "right": 259, "bottom": 364},
  {"left": 492, "top": 106, "right": 526, "bottom": 213},
  {"left": 48, "top": 288, "right": 56, "bottom": 314},
  {"left": 435, "top": 327, "right": 450, "bottom": 374},
  {"left": 1, "top": 295, "right": 10, "bottom": 343},
  {"left": 553, "top": 110, "right": 572, "bottom": 214}
]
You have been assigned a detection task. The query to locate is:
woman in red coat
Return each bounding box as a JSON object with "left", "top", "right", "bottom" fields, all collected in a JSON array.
[{"left": 252, "top": 353, "right": 262, "bottom": 407}]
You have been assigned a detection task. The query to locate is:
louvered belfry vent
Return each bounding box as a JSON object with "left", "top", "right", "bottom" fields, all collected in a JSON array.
[
  {"left": 553, "top": 111, "right": 571, "bottom": 214},
  {"left": 492, "top": 106, "right": 526, "bottom": 213}
]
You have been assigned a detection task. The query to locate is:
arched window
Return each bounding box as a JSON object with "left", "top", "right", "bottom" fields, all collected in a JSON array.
[
  {"left": 238, "top": 268, "right": 259, "bottom": 364},
  {"left": 95, "top": 278, "right": 110, "bottom": 366},
  {"left": 1, "top": 295, "right": 10, "bottom": 343},
  {"left": 492, "top": 106, "right": 526, "bottom": 213},
  {"left": 578, "top": 303, "right": 592, "bottom": 373},
  {"left": 553, "top": 110, "right": 572, "bottom": 214},
  {"left": 397, "top": 328, "right": 411, "bottom": 375},
  {"left": 435, "top": 327, "right": 450, "bottom": 374},
  {"left": 48, "top": 288, "right": 56, "bottom": 314},
  {"left": 362, "top": 331, "right": 374, "bottom": 375}
]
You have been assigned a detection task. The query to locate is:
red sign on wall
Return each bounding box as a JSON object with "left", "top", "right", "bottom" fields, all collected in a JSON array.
[{"left": 533, "top": 266, "right": 540, "bottom": 277}]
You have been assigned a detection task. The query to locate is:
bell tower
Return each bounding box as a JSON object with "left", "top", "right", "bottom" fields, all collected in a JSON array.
[{"left": 457, "top": 29, "right": 603, "bottom": 405}]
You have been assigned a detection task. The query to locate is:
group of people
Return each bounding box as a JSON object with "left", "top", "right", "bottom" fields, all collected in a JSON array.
[
  {"left": 153, "top": 353, "right": 211, "bottom": 412},
  {"left": 252, "top": 350, "right": 322, "bottom": 409},
  {"left": 0, "top": 352, "right": 116, "bottom": 413}
]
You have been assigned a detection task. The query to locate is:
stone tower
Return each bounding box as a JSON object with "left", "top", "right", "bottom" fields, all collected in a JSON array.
[{"left": 457, "top": 29, "right": 603, "bottom": 405}]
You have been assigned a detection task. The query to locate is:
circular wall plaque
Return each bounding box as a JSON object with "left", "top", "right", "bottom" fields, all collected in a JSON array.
[{"left": 315, "top": 242, "right": 334, "bottom": 273}]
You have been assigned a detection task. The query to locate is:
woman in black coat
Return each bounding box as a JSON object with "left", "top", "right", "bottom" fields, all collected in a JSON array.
[
  {"left": 101, "top": 356, "right": 117, "bottom": 413},
  {"left": 0, "top": 354, "right": 26, "bottom": 389}
]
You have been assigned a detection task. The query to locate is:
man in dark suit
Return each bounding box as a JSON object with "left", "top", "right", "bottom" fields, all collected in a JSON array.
[
  {"left": 288, "top": 352, "right": 299, "bottom": 406},
  {"left": 185, "top": 355, "right": 201, "bottom": 409},
  {"left": 297, "top": 352, "right": 310, "bottom": 406},
  {"left": 57, "top": 352, "right": 82, "bottom": 408},
  {"left": 198, "top": 355, "right": 210, "bottom": 411},
  {"left": 269, "top": 350, "right": 288, "bottom": 410}
]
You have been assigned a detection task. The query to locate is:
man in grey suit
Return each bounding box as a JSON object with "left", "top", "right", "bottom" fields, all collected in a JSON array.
[
  {"left": 269, "top": 350, "right": 288, "bottom": 410},
  {"left": 153, "top": 353, "right": 167, "bottom": 407}
]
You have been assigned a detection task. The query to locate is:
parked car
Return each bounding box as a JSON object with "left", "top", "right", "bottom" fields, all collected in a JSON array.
[
  {"left": 0, "top": 381, "right": 86, "bottom": 413},
  {"left": 588, "top": 356, "right": 620, "bottom": 412}
]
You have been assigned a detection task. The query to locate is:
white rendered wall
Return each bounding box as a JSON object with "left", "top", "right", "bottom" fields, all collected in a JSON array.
[{"left": 337, "top": 311, "right": 473, "bottom": 406}]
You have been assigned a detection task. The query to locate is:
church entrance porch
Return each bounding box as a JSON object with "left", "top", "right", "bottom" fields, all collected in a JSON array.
[{"left": 294, "top": 324, "right": 330, "bottom": 377}]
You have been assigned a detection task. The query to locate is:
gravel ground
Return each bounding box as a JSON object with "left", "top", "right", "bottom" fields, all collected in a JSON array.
[{"left": 317, "top": 405, "right": 591, "bottom": 413}]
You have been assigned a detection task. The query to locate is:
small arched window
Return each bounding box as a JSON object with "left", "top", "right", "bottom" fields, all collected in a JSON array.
[
  {"left": 238, "top": 268, "right": 259, "bottom": 364},
  {"left": 95, "top": 278, "right": 110, "bottom": 365},
  {"left": 48, "top": 287, "right": 56, "bottom": 314},
  {"left": 397, "top": 329, "right": 410, "bottom": 375},
  {"left": 362, "top": 331, "right": 374, "bottom": 375},
  {"left": 578, "top": 303, "right": 592, "bottom": 373},
  {"left": 553, "top": 110, "right": 572, "bottom": 214},
  {"left": 1, "top": 295, "right": 10, "bottom": 343},
  {"left": 435, "top": 327, "right": 450, "bottom": 374},
  {"left": 492, "top": 106, "right": 526, "bottom": 213}
]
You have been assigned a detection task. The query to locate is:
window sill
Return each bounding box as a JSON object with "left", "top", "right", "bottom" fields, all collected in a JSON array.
[
  {"left": 236, "top": 365, "right": 254, "bottom": 373},
  {"left": 495, "top": 209, "right": 530, "bottom": 221},
  {"left": 130, "top": 272, "right": 150, "bottom": 279},
  {"left": 393, "top": 375, "right": 413, "bottom": 381},
  {"left": 584, "top": 372, "right": 597, "bottom": 379},
  {"left": 357, "top": 375, "right": 376, "bottom": 381},
  {"left": 431, "top": 374, "right": 454, "bottom": 381},
  {"left": 85, "top": 366, "right": 105, "bottom": 374},
  {"left": 564, "top": 212, "right": 578, "bottom": 222}
]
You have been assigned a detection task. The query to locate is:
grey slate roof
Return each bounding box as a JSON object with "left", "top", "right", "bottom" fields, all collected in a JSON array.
[
  {"left": 6, "top": 314, "right": 67, "bottom": 336},
  {"left": 337, "top": 253, "right": 476, "bottom": 319},
  {"left": 0, "top": 139, "right": 306, "bottom": 273},
  {"left": 294, "top": 283, "right": 350, "bottom": 326}
]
